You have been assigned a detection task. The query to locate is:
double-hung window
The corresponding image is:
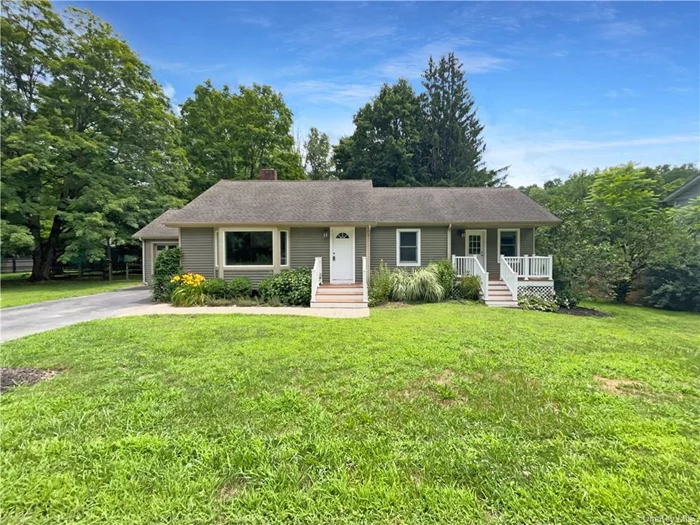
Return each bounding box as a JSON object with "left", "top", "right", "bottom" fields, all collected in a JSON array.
[
  {"left": 499, "top": 230, "right": 519, "bottom": 257},
  {"left": 397, "top": 229, "right": 421, "bottom": 266}
]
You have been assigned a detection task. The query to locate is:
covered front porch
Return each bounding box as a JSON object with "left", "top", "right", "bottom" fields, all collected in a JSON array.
[{"left": 453, "top": 254, "right": 555, "bottom": 307}]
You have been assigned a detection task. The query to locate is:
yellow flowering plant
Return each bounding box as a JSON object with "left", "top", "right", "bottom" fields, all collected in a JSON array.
[{"left": 170, "top": 272, "right": 207, "bottom": 306}]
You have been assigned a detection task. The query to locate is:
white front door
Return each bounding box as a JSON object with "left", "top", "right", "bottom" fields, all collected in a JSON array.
[
  {"left": 465, "top": 230, "right": 486, "bottom": 269},
  {"left": 330, "top": 227, "right": 355, "bottom": 284}
]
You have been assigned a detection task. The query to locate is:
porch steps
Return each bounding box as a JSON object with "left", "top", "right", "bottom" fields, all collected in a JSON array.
[
  {"left": 311, "top": 284, "right": 367, "bottom": 309},
  {"left": 484, "top": 281, "right": 518, "bottom": 308}
]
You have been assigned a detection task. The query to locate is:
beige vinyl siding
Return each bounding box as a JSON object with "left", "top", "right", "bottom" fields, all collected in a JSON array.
[
  {"left": 143, "top": 239, "right": 178, "bottom": 285},
  {"left": 370, "top": 226, "right": 448, "bottom": 271},
  {"left": 180, "top": 228, "right": 216, "bottom": 278},
  {"left": 486, "top": 228, "right": 500, "bottom": 278},
  {"left": 370, "top": 227, "right": 396, "bottom": 269},
  {"left": 290, "top": 227, "right": 330, "bottom": 283},
  {"left": 223, "top": 269, "right": 273, "bottom": 288},
  {"left": 451, "top": 229, "right": 465, "bottom": 257},
  {"left": 355, "top": 227, "right": 366, "bottom": 282},
  {"left": 521, "top": 228, "right": 535, "bottom": 255},
  {"left": 421, "top": 226, "right": 448, "bottom": 265}
]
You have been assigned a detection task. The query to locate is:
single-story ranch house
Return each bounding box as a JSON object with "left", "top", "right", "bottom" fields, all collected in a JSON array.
[{"left": 134, "top": 169, "right": 560, "bottom": 308}]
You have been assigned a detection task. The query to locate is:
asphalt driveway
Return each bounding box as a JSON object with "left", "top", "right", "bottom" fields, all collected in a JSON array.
[{"left": 1, "top": 286, "right": 152, "bottom": 342}]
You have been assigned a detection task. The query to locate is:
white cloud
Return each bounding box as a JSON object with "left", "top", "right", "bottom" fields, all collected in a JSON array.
[
  {"left": 603, "top": 87, "right": 637, "bottom": 98},
  {"left": 485, "top": 132, "right": 700, "bottom": 187},
  {"left": 376, "top": 38, "right": 508, "bottom": 80},
  {"left": 162, "top": 82, "right": 176, "bottom": 100},
  {"left": 231, "top": 9, "right": 272, "bottom": 29},
  {"left": 599, "top": 21, "right": 647, "bottom": 40},
  {"left": 285, "top": 80, "right": 379, "bottom": 108}
]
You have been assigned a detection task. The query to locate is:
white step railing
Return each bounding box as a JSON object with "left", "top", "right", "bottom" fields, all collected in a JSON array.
[
  {"left": 502, "top": 255, "right": 552, "bottom": 280},
  {"left": 311, "top": 256, "right": 323, "bottom": 302},
  {"left": 452, "top": 255, "right": 489, "bottom": 300},
  {"left": 362, "top": 256, "right": 368, "bottom": 303},
  {"left": 500, "top": 255, "right": 518, "bottom": 299}
]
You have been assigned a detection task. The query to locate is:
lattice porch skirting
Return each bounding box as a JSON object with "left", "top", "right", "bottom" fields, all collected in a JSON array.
[{"left": 517, "top": 285, "right": 556, "bottom": 301}]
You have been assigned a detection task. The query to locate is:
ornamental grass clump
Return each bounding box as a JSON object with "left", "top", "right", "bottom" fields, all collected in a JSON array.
[
  {"left": 170, "top": 272, "right": 207, "bottom": 306},
  {"left": 404, "top": 267, "right": 444, "bottom": 302},
  {"left": 390, "top": 267, "right": 445, "bottom": 303}
]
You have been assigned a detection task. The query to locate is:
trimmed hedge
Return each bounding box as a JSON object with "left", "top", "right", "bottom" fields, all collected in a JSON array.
[{"left": 259, "top": 268, "right": 312, "bottom": 306}]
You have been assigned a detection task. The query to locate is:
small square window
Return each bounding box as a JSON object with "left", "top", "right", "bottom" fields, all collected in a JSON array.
[{"left": 397, "top": 229, "right": 420, "bottom": 266}]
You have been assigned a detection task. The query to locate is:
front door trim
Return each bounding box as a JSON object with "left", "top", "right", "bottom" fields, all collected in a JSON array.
[
  {"left": 464, "top": 229, "right": 487, "bottom": 270},
  {"left": 329, "top": 227, "right": 355, "bottom": 284}
]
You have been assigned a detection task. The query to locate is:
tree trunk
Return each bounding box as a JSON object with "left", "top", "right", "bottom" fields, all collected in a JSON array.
[{"left": 28, "top": 216, "right": 62, "bottom": 282}]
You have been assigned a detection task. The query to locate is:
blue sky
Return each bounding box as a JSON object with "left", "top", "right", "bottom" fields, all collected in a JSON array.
[{"left": 66, "top": 1, "right": 699, "bottom": 186}]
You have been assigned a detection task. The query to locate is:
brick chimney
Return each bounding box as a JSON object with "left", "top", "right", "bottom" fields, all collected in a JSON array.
[{"left": 259, "top": 168, "right": 277, "bottom": 181}]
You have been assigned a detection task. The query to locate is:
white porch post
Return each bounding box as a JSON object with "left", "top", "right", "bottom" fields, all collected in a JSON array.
[
  {"left": 272, "top": 227, "right": 281, "bottom": 275},
  {"left": 217, "top": 229, "right": 224, "bottom": 279},
  {"left": 547, "top": 255, "right": 553, "bottom": 280},
  {"left": 366, "top": 225, "right": 371, "bottom": 277},
  {"left": 523, "top": 254, "right": 529, "bottom": 280},
  {"left": 447, "top": 224, "right": 452, "bottom": 259}
]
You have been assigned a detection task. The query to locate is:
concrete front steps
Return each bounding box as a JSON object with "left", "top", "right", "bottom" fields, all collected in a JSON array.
[
  {"left": 484, "top": 280, "right": 518, "bottom": 308},
  {"left": 311, "top": 284, "right": 367, "bottom": 309}
]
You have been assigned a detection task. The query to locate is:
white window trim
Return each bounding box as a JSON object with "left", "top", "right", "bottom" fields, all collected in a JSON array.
[
  {"left": 222, "top": 227, "right": 277, "bottom": 270},
  {"left": 279, "top": 230, "right": 290, "bottom": 268},
  {"left": 497, "top": 228, "right": 520, "bottom": 257},
  {"left": 396, "top": 228, "right": 421, "bottom": 267}
]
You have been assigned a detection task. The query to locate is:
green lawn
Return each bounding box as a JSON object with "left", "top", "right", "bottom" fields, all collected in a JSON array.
[
  {"left": 0, "top": 275, "right": 142, "bottom": 308},
  {"left": 1, "top": 303, "right": 698, "bottom": 524}
]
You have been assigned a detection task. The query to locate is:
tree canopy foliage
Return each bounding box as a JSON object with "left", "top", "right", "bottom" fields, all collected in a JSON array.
[
  {"left": 334, "top": 53, "right": 504, "bottom": 187},
  {"left": 179, "top": 80, "right": 304, "bottom": 196},
  {"left": 1, "top": 0, "right": 188, "bottom": 280},
  {"left": 303, "top": 127, "right": 332, "bottom": 180},
  {"left": 523, "top": 163, "right": 700, "bottom": 311}
]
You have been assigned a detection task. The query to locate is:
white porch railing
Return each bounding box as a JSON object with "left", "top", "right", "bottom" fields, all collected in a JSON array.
[
  {"left": 452, "top": 255, "right": 489, "bottom": 300},
  {"left": 502, "top": 255, "right": 552, "bottom": 280},
  {"left": 311, "top": 256, "right": 323, "bottom": 302},
  {"left": 362, "top": 256, "right": 368, "bottom": 303},
  {"left": 500, "top": 255, "right": 519, "bottom": 298}
]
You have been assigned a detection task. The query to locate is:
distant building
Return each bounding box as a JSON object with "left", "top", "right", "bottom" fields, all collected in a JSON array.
[{"left": 663, "top": 175, "right": 700, "bottom": 207}]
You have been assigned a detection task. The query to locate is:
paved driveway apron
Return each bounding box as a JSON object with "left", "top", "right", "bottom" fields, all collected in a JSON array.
[{"left": 1, "top": 287, "right": 152, "bottom": 342}]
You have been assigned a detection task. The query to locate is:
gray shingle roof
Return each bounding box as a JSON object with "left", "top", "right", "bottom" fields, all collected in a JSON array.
[
  {"left": 162, "top": 180, "right": 560, "bottom": 226},
  {"left": 133, "top": 209, "right": 180, "bottom": 239},
  {"left": 166, "top": 180, "right": 376, "bottom": 225},
  {"left": 371, "top": 187, "right": 560, "bottom": 225}
]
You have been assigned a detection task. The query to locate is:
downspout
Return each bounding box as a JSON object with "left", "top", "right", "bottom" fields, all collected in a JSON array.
[
  {"left": 447, "top": 224, "right": 452, "bottom": 259},
  {"left": 141, "top": 239, "right": 146, "bottom": 285}
]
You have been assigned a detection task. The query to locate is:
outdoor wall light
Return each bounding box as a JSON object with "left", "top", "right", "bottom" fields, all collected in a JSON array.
[{"left": 323, "top": 230, "right": 329, "bottom": 238}]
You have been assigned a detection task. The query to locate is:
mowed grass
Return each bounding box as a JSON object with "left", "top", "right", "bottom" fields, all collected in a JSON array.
[
  {"left": 1, "top": 303, "right": 699, "bottom": 524},
  {"left": 0, "top": 275, "right": 142, "bottom": 308}
]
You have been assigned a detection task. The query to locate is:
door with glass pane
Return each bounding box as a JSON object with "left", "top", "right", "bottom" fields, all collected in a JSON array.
[{"left": 465, "top": 230, "right": 486, "bottom": 269}]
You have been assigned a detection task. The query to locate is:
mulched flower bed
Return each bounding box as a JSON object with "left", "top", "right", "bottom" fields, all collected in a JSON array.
[
  {"left": 1, "top": 367, "right": 59, "bottom": 393},
  {"left": 555, "top": 306, "right": 610, "bottom": 317}
]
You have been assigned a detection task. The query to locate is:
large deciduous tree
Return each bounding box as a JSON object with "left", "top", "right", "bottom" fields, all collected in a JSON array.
[
  {"left": 523, "top": 162, "right": 700, "bottom": 310},
  {"left": 333, "top": 53, "right": 504, "bottom": 187},
  {"left": 304, "top": 127, "right": 332, "bottom": 180},
  {"left": 333, "top": 79, "right": 425, "bottom": 186},
  {"left": 1, "top": 0, "right": 188, "bottom": 280},
  {"left": 179, "top": 80, "right": 304, "bottom": 196}
]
